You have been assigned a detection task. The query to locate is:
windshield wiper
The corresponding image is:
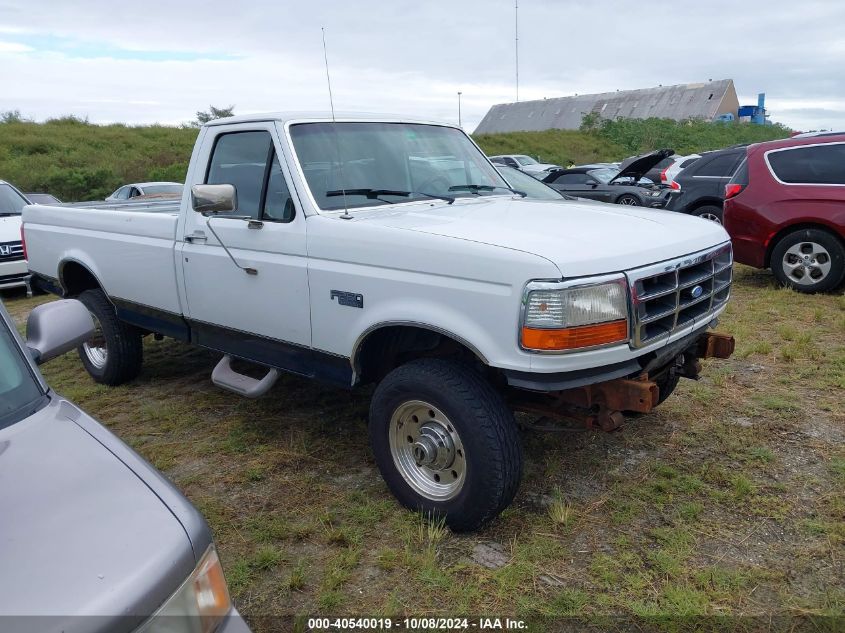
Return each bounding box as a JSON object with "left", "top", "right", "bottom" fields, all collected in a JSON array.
[
  {"left": 326, "top": 189, "right": 454, "bottom": 204},
  {"left": 0, "top": 212, "right": 22, "bottom": 217},
  {"left": 448, "top": 184, "right": 527, "bottom": 198}
]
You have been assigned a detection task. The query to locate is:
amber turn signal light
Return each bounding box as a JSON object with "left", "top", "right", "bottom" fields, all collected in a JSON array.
[{"left": 522, "top": 319, "right": 628, "bottom": 351}]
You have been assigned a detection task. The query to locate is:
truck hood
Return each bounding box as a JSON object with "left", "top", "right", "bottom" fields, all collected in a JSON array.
[
  {"left": 354, "top": 196, "right": 729, "bottom": 277},
  {"left": 0, "top": 397, "right": 195, "bottom": 631},
  {"left": 0, "top": 214, "right": 22, "bottom": 242}
]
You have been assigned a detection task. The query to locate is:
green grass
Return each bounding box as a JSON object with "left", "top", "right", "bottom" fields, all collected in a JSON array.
[{"left": 1, "top": 262, "right": 842, "bottom": 624}]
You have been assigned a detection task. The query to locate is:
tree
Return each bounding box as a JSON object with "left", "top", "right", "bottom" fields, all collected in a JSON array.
[
  {"left": 1, "top": 110, "right": 26, "bottom": 123},
  {"left": 193, "top": 105, "right": 235, "bottom": 126}
]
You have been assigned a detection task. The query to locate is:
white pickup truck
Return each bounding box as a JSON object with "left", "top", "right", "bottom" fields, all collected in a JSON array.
[{"left": 23, "top": 112, "right": 735, "bottom": 531}]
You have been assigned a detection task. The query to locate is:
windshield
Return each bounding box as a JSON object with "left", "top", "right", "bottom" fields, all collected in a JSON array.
[
  {"left": 498, "top": 166, "right": 563, "bottom": 200},
  {"left": 0, "top": 184, "right": 28, "bottom": 215},
  {"left": 0, "top": 315, "right": 45, "bottom": 430},
  {"left": 142, "top": 184, "right": 183, "bottom": 195},
  {"left": 589, "top": 168, "right": 617, "bottom": 184},
  {"left": 515, "top": 155, "right": 539, "bottom": 166},
  {"left": 289, "top": 122, "right": 508, "bottom": 211}
]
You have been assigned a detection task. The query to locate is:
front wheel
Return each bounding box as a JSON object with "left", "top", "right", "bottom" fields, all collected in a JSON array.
[
  {"left": 369, "top": 358, "right": 523, "bottom": 532},
  {"left": 617, "top": 195, "right": 640, "bottom": 206},
  {"left": 76, "top": 288, "right": 144, "bottom": 385},
  {"left": 770, "top": 228, "right": 845, "bottom": 293}
]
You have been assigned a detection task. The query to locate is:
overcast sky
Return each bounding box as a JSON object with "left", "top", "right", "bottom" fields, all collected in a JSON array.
[{"left": 1, "top": 0, "right": 844, "bottom": 132}]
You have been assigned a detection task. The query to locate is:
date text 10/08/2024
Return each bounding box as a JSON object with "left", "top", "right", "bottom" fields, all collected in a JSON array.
[{"left": 307, "top": 617, "right": 528, "bottom": 630}]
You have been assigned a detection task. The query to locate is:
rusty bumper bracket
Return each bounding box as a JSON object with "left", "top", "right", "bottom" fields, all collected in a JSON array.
[{"left": 510, "top": 331, "right": 735, "bottom": 433}]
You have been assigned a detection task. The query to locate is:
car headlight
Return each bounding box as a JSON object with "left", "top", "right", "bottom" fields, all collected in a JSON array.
[
  {"left": 521, "top": 276, "right": 629, "bottom": 351},
  {"left": 143, "top": 546, "right": 232, "bottom": 633}
]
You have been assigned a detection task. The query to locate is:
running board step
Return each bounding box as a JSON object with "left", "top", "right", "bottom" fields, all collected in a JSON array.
[{"left": 211, "top": 355, "right": 279, "bottom": 398}]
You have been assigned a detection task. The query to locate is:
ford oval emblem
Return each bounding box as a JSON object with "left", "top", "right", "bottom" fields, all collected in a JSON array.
[{"left": 690, "top": 285, "right": 704, "bottom": 299}]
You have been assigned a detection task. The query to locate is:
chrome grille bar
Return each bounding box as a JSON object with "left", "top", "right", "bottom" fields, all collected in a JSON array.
[
  {"left": 0, "top": 241, "right": 24, "bottom": 262},
  {"left": 627, "top": 243, "right": 732, "bottom": 348}
]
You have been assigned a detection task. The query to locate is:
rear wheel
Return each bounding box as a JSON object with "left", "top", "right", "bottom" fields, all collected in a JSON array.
[
  {"left": 692, "top": 205, "right": 723, "bottom": 224},
  {"left": 76, "top": 288, "right": 143, "bottom": 385},
  {"left": 369, "top": 358, "right": 523, "bottom": 532},
  {"left": 770, "top": 229, "right": 845, "bottom": 293},
  {"left": 617, "top": 195, "right": 640, "bottom": 206}
]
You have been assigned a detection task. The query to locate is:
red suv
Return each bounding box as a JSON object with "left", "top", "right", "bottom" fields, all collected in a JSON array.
[{"left": 723, "top": 134, "right": 845, "bottom": 293}]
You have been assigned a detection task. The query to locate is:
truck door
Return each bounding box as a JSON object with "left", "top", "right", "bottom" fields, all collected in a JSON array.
[{"left": 179, "top": 124, "right": 312, "bottom": 367}]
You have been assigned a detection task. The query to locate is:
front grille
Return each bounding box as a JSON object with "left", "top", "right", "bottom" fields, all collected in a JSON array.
[
  {"left": 0, "top": 240, "right": 24, "bottom": 262},
  {"left": 628, "top": 243, "right": 732, "bottom": 348}
]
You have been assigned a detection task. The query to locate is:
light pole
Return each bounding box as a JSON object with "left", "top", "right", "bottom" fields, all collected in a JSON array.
[{"left": 457, "top": 91, "right": 462, "bottom": 128}]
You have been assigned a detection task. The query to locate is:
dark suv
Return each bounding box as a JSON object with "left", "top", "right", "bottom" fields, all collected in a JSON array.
[
  {"left": 723, "top": 135, "right": 845, "bottom": 293},
  {"left": 667, "top": 146, "right": 747, "bottom": 224}
]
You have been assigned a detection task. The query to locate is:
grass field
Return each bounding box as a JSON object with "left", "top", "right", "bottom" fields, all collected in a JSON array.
[{"left": 3, "top": 266, "right": 843, "bottom": 631}]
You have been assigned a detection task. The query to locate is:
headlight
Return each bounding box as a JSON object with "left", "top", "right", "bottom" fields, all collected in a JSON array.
[
  {"left": 143, "top": 546, "right": 232, "bottom": 633},
  {"left": 521, "top": 276, "right": 629, "bottom": 351}
]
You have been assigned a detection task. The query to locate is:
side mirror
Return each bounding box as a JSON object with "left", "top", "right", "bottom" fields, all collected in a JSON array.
[
  {"left": 191, "top": 184, "right": 238, "bottom": 214},
  {"left": 26, "top": 300, "right": 94, "bottom": 365}
]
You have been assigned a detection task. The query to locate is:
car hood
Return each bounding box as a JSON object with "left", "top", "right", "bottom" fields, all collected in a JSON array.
[
  {"left": 612, "top": 148, "right": 674, "bottom": 184},
  {"left": 352, "top": 196, "right": 730, "bottom": 277},
  {"left": 0, "top": 397, "right": 195, "bottom": 631},
  {"left": 0, "top": 214, "right": 22, "bottom": 242}
]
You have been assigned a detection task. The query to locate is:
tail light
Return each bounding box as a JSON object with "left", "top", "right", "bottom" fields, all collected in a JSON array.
[
  {"left": 660, "top": 167, "right": 669, "bottom": 183},
  {"left": 725, "top": 183, "right": 745, "bottom": 200},
  {"left": 20, "top": 225, "right": 27, "bottom": 260},
  {"left": 670, "top": 181, "right": 681, "bottom": 191}
]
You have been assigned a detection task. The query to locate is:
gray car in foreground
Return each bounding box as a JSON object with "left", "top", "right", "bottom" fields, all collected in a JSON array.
[{"left": 0, "top": 299, "right": 250, "bottom": 633}]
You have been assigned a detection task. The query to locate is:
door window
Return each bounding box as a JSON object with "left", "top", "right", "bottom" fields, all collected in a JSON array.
[
  {"left": 695, "top": 154, "right": 740, "bottom": 177},
  {"left": 550, "top": 173, "right": 592, "bottom": 185},
  {"left": 206, "top": 131, "right": 295, "bottom": 222}
]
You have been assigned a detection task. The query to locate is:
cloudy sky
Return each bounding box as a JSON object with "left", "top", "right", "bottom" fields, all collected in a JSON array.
[{"left": 1, "top": 0, "right": 843, "bottom": 132}]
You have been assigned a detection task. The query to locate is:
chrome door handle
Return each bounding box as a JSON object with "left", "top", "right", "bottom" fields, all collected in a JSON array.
[{"left": 185, "top": 231, "right": 207, "bottom": 244}]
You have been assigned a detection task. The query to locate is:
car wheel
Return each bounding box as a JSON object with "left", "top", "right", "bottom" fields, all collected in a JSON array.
[
  {"left": 76, "top": 288, "right": 144, "bottom": 385},
  {"left": 369, "top": 358, "right": 523, "bottom": 532},
  {"left": 770, "top": 229, "right": 845, "bottom": 293},
  {"left": 692, "top": 205, "right": 723, "bottom": 224},
  {"left": 617, "top": 195, "right": 640, "bottom": 206}
]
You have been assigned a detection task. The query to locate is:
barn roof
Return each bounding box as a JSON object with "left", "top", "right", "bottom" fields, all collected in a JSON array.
[{"left": 475, "top": 79, "right": 738, "bottom": 134}]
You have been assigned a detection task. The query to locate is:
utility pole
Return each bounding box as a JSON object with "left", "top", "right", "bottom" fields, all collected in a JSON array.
[
  {"left": 515, "top": 0, "right": 519, "bottom": 102},
  {"left": 457, "top": 91, "right": 462, "bottom": 127}
]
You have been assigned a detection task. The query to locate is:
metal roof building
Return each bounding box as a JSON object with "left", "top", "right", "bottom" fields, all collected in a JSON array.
[{"left": 475, "top": 79, "right": 740, "bottom": 134}]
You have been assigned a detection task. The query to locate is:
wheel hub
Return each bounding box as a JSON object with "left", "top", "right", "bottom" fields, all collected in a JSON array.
[
  {"left": 783, "top": 241, "right": 831, "bottom": 285},
  {"left": 388, "top": 400, "right": 466, "bottom": 501},
  {"left": 412, "top": 424, "right": 455, "bottom": 470}
]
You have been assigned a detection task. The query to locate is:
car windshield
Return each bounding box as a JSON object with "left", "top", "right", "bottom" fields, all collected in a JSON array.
[
  {"left": 589, "top": 168, "right": 617, "bottom": 184},
  {"left": 498, "top": 166, "right": 563, "bottom": 200},
  {"left": 515, "top": 155, "right": 539, "bottom": 166},
  {"left": 289, "top": 122, "right": 509, "bottom": 211},
  {"left": 0, "top": 314, "right": 45, "bottom": 430},
  {"left": 142, "top": 184, "right": 183, "bottom": 195},
  {"left": 0, "top": 184, "right": 28, "bottom": 215}
]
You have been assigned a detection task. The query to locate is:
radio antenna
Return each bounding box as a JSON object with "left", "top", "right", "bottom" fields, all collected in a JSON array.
[{"left": 321, "top": 27, "right": 352, "bottom": 219}]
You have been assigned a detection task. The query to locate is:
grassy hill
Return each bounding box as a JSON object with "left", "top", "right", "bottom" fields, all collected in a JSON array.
[
  {"left": 0, "top": 116, "right": 791, "bottom": 201},
  {"left": 473, "top": 117, "right": 792, "bottom": 167},
  {"left": 0, "top": 118, "right": 198, "bottom": 201}
]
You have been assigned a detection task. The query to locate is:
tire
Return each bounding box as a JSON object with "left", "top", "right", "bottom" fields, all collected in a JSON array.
[
  {"left": 692, "top": 205, "right": 723, "bottom": 224},
  {"left": 369, "top": 358, "right": 523, "bottom": 532},
  {"left": 76, "top": 288, "right": 143, "bottom": 385},
  {"left": 653, "top": 368, "right": 680, "bottom": 406},
  {"left": 617, "top": 195, "right": 640, "bottom": 206},
  {"left": 770, "top": 228, "right": 845, "bottom": 293}
]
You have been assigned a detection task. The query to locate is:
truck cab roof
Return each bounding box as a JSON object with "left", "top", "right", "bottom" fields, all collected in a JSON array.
[{"left": 205, "top": 111, "right": 455, "bottom": 127}]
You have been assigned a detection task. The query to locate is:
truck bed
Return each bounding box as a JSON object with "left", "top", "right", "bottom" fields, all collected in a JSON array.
[{"left": 23, "top": 202, "right": 184, "bottom": 315}]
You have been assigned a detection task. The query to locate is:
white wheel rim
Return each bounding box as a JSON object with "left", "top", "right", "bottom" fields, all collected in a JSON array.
[
  {"left": 699, "top": 212, "right": 722, "bottom": 224},
  {"left": 619, "top": 197, "right": 638, "bottom": 205},
  {"left": 782, "top": 241, "right": 832, "bottom": 286},
  {"left": 82, "top": 313, "right": 108, "bottom": 369},
  {"left": 388, "top": 400, "right": 466, "bottom": 501}
]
